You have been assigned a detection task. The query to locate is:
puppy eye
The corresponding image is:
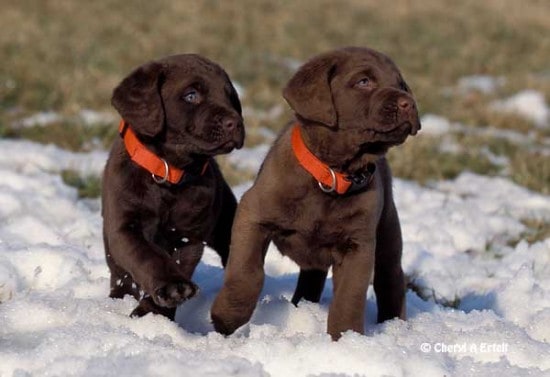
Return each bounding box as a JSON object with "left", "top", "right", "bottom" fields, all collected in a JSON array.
[
  {"left": 183, "top": 90, "right": 201, "bottom": 104},
  {"left": 355, "top": 77, "right": 372, "bottom": 89}
]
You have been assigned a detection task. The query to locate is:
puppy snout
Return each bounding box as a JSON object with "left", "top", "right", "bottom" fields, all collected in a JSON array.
[
  {"left": 223, "top": 117, "right": 237, "bottom": 131},
  {"left": 397, "top": 97, "right": 413, "bottom": 113},
  {"left": 395, "top": 94, "right": 420, "bottom": 136},
  {"left": 219, "top": 114, "right": 243, "bottom": 130},
  {"left": 221, "top": 114, "right": 245, "bottom": 149}
]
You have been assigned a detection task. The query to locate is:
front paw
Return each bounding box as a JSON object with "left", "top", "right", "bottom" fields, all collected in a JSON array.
[
  {"left": 211, "top": 294, "right": 250, "bottom": 336},
  {"left": 153, "top": 280, "right": 199, "bottom": 307},
  {"left": 211, "top": 311, "right": 238, "bottom": 336}
]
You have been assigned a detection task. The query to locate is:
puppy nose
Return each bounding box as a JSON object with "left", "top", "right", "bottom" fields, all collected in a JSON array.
[
  {"left": 398, "top": 97, "right": 413, "bottom": 112},
  {"left": 222, "top": 118, "right": 237, "bottom": 131}
]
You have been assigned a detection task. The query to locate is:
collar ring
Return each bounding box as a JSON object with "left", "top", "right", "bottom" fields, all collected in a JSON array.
[
  {"left": 152, "top": 158, "right": 169, "bottom": 184},
  {"left": 318, "top": 167, "right": 336, "bottom": 193}
]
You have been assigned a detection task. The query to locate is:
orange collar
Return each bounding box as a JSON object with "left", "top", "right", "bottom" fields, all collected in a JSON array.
[
  {"left": 119, "top": 120, "right": 207, "bottom": 185},
  {"left": 291, "top": 125, "right": 353, "bottom": 194},
  {"left": 291, "top": 124, "right": 375, "bottom": 195}
]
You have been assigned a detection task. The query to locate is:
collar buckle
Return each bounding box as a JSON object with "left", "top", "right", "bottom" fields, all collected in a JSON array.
[{"left": 345, "top": 164, "right": 375, "bottom": 195}]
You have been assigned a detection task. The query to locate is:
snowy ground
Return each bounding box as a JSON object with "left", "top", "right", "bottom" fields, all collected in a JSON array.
[{"left": 1, "top": 106, "right": 550, "bottom": 376}]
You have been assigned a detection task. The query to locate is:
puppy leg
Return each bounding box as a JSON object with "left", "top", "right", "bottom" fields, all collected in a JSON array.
[
  {"left": 211, "top": 199, "right": 269, "bottom": 335},
  {"left": 172, "top": 243, "right": 204, "bottom": 279},
  {"left": 291, "top": 269, "right": 328, "bottom": 306},
  {"left": 108, "top": 265, "right": 139, "bottom": 300},
  {"left": 328, "top": 247, "right": 374, "bottom": 340},
  {"left": 208, "top": 182, "right": 238, "bottom": 267},
  {"left": 374, "top": 200, "right": 406, "bottom": 322},
  {"left": 105, "top": 233, "right": 140, "bottom": 300},
  {"left": 107, "top": 224, "right": 198, "bottom": 309}
]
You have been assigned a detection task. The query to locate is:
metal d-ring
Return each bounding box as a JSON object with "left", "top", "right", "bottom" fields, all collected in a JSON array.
[
  {"left": 152, "top": 158, "right": 169, "bottom": 184},
  {"left": 318, "top": 167, "right": 336, "bottom": 193}
]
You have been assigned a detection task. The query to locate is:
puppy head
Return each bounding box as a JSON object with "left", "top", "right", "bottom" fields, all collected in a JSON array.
[
  {"left": 283, "top": 47, "right": 420, "bottom": 154},
  {"left": 111, "top": 54, "right": 244, "bottom": 161}
]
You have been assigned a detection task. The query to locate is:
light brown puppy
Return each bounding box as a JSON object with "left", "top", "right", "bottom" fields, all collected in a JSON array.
[{"left": 211, "top": 47, "right": 420, "bottom": 340}]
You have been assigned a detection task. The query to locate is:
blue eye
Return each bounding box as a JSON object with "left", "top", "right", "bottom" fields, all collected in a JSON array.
[
  {"left": 183, "top": 90, "right": 200, "bottom": 104},
  {"left": 356, "top": 78, "right": 371, "bottom": 87}
]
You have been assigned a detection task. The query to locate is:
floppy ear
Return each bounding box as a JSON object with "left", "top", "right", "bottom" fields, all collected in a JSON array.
[
  {"left": 111, "top": 61, "right": 165, "bottom": 138},
  {"left": 283, "top": 56, "right": 338, "bottom": 127}
]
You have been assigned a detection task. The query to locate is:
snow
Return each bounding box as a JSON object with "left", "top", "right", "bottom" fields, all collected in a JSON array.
[
  {"left": 78, "top": 109, "right": 116, "bottom": 126},
  {"left": 17, "top": 111, "right": 63, "bottom": 128},
  {"left": 419, "top": 111, "right": 550, "bottom": 159},
  {"left": 452, "top": 81, "right": 549, "bottom": 128},
  {"left": 457, "top": 75, "right": 506, "bottom": 95},
  {"left": 1, "top": 136, "right": 550, "bottom": 376},
  {"left": 419, "top": 114, "right": 454, "bottom": 135},
  {"left": 491, "top": 90, "right": 549, "bottom": 128},
  {"left": 228, "top": 144, "right": 270, "bottom": 173},
  {"left": 0, "top": 138, "right": 107, "bottom": 176},
  {"left": 243, "top": 105, "right": 285, "bottom": 122},
  {"left": 15, "top": 110, "right": 116, "bottom": 129}
]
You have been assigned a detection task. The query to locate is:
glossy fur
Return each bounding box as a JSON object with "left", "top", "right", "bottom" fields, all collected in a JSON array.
[
  {"left": 211, "top": 47, "right": 420, "bottom": 340},
  {"left": 103, "top": 54, "right": 244, "bottom": 319}
]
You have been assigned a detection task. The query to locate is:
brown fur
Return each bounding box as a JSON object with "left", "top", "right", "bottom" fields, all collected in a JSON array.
[
  {"left": 211, "top": 47, "right": 420, "bottom": 340},
  {"left": 102, "top": 54, "right": 244, "bottom": 319}
]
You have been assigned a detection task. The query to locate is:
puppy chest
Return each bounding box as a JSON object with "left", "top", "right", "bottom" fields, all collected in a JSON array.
[
  {"left": 266, "top": 197, "right": 378, "bottom": 268},
  {"left": 156, "top": 189, "right": 217, "bottom": 243},
  {"left": 272, "top": 226, "right": 358, "bottom": 269}
]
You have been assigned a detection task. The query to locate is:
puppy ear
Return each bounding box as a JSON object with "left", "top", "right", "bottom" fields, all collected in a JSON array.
[
  {"left": 111, "top": 61, "right": 165, "bottom": 138},
  {"left": 283, "top": 56, "right": 338, "bottom": 127}
]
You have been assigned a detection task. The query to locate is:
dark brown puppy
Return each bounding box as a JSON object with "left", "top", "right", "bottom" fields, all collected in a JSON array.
[
  {"left": 103, "top": 54, "right": 244, "bottom": 319},
  {"left": 211, "top": 47, "right": 420, "bottom": 340}
]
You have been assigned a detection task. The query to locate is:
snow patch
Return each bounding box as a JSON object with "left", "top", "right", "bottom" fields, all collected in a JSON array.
[
  {"left": 419, "top": 114, "right": 454, "bottom": 135},
  {"left": 228, "top": 144, "right": 270, "bottom": 173},
  {"left": 78, "top": 109, "right": 116, "bottom": 126},
  {"left": 16, "top": 109, "right": 117, "bottom": 129},
  {"left": 1, "top": 138, "right": 550, "bottom": 376},
  {"left": 0, "top": 139, "right": 107, "bottom": 176},
  {"left": 17, "top": 111, "right": 62, "bottom": 128},
  {"left": 491, "top": 90, "right": 549, "bottom": 127},
  {"left": 457, "top": 75, "right": 505, "bottom": 94}
]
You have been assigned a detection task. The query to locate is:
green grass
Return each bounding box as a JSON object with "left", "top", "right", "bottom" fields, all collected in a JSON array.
[
  {"left": 2, "top": 0, "right": 549, "bottom": 117},
  {"left": 5, "top": 121, "right": 117, "bottom": 152},
  {"left": 388, "top": 135, "right": 501, "bottom": 184},
  {"left": 61, "top": 170, "right": 102, "bottom": 199},
  {"left": 1, "top": 0, "right": 549, "bottom": 195},
  {"left": 509, "top": 151, "right": 550, "bottom": 195},
  {"left": 506, "top": 218, "right": 550, "bottom": 247}
]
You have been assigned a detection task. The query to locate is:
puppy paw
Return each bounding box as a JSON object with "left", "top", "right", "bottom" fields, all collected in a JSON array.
[
  {"left": 210, "top": 295, "right": 252, "bottom": 336},
  {"left": 153, "top": 280, "right": 199, "bottom": 307},
  {"left": 211, "top": 312, "right": 237, "bottom": 336},
  {"left": 130, "top": 296, "right": 177, "bottom": 319},
  {"left": 130, "top": 303, "right": 152, "bottom": 318}
]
